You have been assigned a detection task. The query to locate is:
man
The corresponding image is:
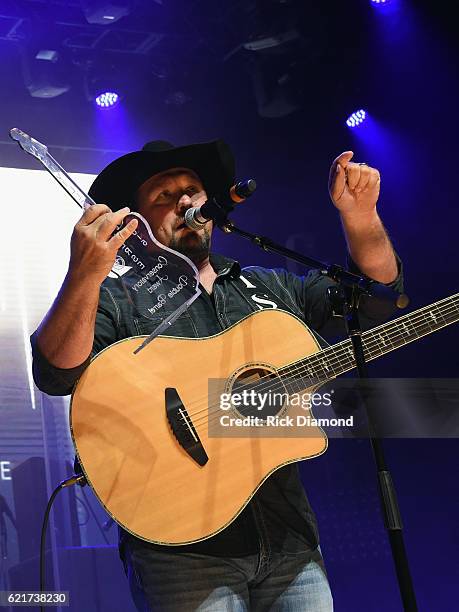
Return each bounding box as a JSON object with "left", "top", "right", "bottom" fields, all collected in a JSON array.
[{"left": 31, "top": 139, "right": 402, "bottom": 611}]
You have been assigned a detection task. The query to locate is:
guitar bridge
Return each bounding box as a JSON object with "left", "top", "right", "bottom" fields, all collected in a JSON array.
[{"left": 165, "top": 388, "right": 208, "bottom": 466}]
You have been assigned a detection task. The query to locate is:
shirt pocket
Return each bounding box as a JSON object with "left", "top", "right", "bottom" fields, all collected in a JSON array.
[
  {"left": 133, "top": 315, "right": 166, "bottom": 337},
  {"left": 133, "top": 310, "right": 198, "bottom": 338}
]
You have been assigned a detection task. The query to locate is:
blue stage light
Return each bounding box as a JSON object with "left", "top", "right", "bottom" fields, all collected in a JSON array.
[
  {"left": 346, "top": 109, "right": 367, "bottom": 128},
  {"left": 371, "top": 0, "right": 390, "bottom": 4},
  {"left": 95, "top": 91, "right": 120, "bottom": 109}
]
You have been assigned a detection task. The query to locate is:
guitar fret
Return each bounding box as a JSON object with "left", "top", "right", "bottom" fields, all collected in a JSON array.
[
  {"left": 332, "top": 345, "right": 354, "bottom": 373},
  {"left": 281, "top": 293, "right": 459, "bottom": 384},
  {"left": 436, "top": 300, "right": 457, "bottom": 323},
  {"left": 377, "top": 333, "right": 387, "bottom": 348},
  {"left": 405, "top": 318, "right": 419, "bottom": 338},
  {"left": 438, "top": 304, "right": 452, "bottom": 323},
  {"left": 310, "top": 359, "right": 328, "bottom": 381},
  {"left": 318, "top": 355, "right": 333, "bottom": 375},
  {"left": 429, "top": 308, "right": 445, "bottom": 325},
  {"left": 371, "top": 333, "right": 387, "bottom": 355},
  {"left": 430, "top": 309, "right": 443, "bottom": 325},
  {"left": 363, "top": 295, "right": 459, "bottom": 359},
  {"left": 283, "top": 365, "right": 316, "bottom": 393},
  {"left": 283, "top": 374, "right": 296, "bottom": 395},
  {"left": 290, "top": 376, "right": 300, "bottom": 395},
  {"left": 382, "top": 329, "right": 395, "bottom": 348}
]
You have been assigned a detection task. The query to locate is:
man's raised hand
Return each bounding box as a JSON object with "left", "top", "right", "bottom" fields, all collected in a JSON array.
[{"left": 328, "top": 151, "right": 381, "bottom": 218}]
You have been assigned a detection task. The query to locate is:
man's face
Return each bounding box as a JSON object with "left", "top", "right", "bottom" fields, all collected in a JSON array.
[{"left": 135, "top": 167, "right": 212, "bottom": 264}]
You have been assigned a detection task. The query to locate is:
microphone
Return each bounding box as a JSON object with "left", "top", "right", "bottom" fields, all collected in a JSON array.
[{"left": 185, "top": 179, "right": 257, "bottom": 230}]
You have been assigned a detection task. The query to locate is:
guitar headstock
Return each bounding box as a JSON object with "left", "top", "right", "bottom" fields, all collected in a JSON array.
[{"left": 9, "top": 128, "right": 49, "bottom": 163}]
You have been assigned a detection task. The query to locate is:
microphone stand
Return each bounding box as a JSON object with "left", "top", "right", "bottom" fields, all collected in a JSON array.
[{"left": 217, "top": 216, "right": 417, "bottom": 611}]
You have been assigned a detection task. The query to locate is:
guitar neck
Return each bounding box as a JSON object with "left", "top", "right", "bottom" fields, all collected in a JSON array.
[{"left": 282, "top": 293, "right": 459, "bottom": 385}]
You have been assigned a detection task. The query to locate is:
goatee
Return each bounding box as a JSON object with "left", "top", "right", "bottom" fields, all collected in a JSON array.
[{"left": 169, "top": 226, "right": 211, "bottom": 266}]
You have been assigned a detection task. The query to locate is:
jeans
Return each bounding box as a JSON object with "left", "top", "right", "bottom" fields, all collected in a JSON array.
[{"left": 121, "top": 543, "right": 333, "bottom": 612}]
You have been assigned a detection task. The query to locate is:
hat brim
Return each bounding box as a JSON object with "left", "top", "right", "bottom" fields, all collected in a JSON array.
[{"left": 88, "top": 140, "right": 235, "bottom": 211}]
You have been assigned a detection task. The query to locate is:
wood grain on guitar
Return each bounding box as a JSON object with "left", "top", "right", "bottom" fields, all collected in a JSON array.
[{"left": 70, "top": 295, "right": 459, "bottom": 545}]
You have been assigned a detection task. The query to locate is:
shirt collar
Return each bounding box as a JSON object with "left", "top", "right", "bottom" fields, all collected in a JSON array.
[{"left": 209, "top": 252, "right": 241, "bottom": 279}]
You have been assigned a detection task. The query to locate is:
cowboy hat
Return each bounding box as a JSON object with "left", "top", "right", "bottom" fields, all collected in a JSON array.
[{"left": 88, "top": 139, "right": 235, "bottom": 211}]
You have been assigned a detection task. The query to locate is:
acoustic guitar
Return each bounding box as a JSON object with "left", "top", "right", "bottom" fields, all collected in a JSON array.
[{"left": 70, "top": 293, "right": 458, "bottom": 545}]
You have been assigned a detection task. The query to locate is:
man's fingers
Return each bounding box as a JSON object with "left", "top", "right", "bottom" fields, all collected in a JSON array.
[
  {"left": 365, "top": 169, "right": 381, "bottom": 192},
  {"left": 77, "top": 203, "right": 112, "bottom": 227},
  {"left": 108, "top": 218, "right": 139, "bottom": 248},
  {"left": 329, "top": 151, "right": 354, "bottom": 199},
  {"left": 354, "top": 165, "right": 371, "bottom": 192},
  {"left": 335, "top": 150, "right": 354, "bottom": 169},
  {"left": 345, "top": 164, "right": 361, "bottom": 190},
  {"left": 95, "top": 207, "right": 132, "bottom": 241},
  {"left": 329, "top": 163, "right": 346, "bottom": 200}
]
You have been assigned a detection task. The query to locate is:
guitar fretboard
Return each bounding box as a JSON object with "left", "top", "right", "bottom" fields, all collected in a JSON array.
[{"left": 281, "top": 293, "right": 459, "bottom": 389}]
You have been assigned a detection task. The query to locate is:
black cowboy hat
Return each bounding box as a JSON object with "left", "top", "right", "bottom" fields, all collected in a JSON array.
[{"left": 88, "top": 139, "right": 235, "bottom": 211}]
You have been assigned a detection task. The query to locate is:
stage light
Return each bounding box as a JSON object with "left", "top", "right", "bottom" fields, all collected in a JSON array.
[
  {"left": 371, "top": 0, "right": 390, "bottom": 4},
  {"left": 95, "top": 91, "right": 120, "bottom": 108},
  {"left": 243, "top": 29, "right": 300, "bottom": 52},
  {"left": 247, "top": 56, "right": 302, "bottom": 118},
  {"left": 21, "top": 49, "right": 70, "bottom": 98},
  {"left": 81, "top": 1, "right": 131, "bottom": 25},
  {"left": 84, "top": 69, "right": 124, "bottom": 108},
  {"left": 346, "top": 109, "right": 367, "bottom": 128}
]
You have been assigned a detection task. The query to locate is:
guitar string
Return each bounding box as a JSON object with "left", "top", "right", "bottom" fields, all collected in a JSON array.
[
  {"left": 194, "top": 309, "right": 459, "bottom": 435},
  {"left": 174, "top": 298, "right": 459, "bottom": 432},
  {"left": 183, "top": 298, "right": 455, "bottom": 430},
  {"left": 175, "top": 298, "right": 459, "bottom": 428},
  {"left": 189, "top": 308, "right": 459, "bottom": 437},
  {"left": 194, "top": 293, "right": 459, "bottom": 413},
  {"left": 177, "top": 295, "right": 459, "bottom": 419}
]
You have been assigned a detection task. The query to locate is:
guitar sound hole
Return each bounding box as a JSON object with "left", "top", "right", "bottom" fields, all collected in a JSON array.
[{"left": 230, "top": 367, "right": 287, "bottom": 421}]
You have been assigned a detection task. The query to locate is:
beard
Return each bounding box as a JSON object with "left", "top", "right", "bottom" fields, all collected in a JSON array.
[{"left": 168, "top": 226, "right": 211, "bottom": 266}]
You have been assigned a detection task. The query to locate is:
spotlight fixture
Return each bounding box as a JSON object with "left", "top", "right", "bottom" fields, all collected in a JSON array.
[
  {"left": 243, "top": 29, "right": 300, "bottom": 52},
  {"left": 346, "top": 109, "right": 367, "bottom": 128},
  {"left": 21, "top": 49, "right": 70, "bottom": 98},
  {"left": 95, "top": 91, "right": 120, "bottom": 108},
  {"left": 247, "top": 56, "right": 302, "bottom": 119},
  {"left": 81, "top": 1, "right": 131, "bottom": 25},
  {"left": 84, "top": 68, "right": 124, "bottom": 108}
]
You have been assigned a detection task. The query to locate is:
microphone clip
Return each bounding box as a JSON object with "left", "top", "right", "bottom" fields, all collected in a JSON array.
[{"left": 185, "top": 179, "right": 257, "bottom": 230}]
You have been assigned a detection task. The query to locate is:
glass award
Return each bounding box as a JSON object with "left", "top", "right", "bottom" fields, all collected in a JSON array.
[
  {"left": 10, "top": 127, "right": 201, "bottom": 352},
  {"left": 107, "top": 211, "right": 201, "bottom": 352}
]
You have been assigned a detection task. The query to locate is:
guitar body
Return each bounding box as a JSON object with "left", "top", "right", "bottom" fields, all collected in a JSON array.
[{"left": 70, "top": 309, "right": 328, "bottom": 545}]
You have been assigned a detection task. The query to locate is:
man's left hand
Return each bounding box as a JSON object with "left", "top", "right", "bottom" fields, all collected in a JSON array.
[{"left": 328, "top": 151, "right": 381, "bottom": 217}]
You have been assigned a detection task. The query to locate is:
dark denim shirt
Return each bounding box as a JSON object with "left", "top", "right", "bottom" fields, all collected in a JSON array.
[{"left": 31, "top": 252, "right": 403, "bottom": 557}]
